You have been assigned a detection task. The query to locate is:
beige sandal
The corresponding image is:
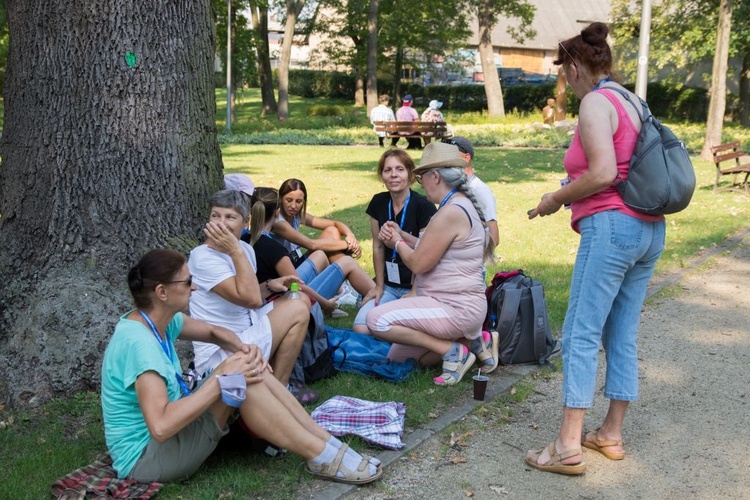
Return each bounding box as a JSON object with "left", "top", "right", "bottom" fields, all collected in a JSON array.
[
  {"left": 525, "top": 442, "right": 586, "bottom": 475},
  {"left": 306, "top": 444, "right": 383, "bottom": 485},
  {"left": 582, "top": 428, "right": 625, "bottom": 460}
]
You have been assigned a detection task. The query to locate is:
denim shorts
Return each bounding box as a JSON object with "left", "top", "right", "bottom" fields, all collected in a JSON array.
[{"left": 561, "top": 210, "right": 665, "bottom": 408}]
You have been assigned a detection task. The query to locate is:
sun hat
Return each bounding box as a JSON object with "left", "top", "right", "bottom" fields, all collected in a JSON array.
[
  {"left": 413, "top": 142, "right": 468, "bottom": 174},
  {"left": 443, "top": 136, "right": 475, "bottom": 159},
  {"left": 428, "top": 99, "right": 443, "bottom": 110},
  {"left": 224, "top": 174, "right": 255, "bottom": 196}
]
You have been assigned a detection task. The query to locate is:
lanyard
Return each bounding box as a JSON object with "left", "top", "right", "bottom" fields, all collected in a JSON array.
[
  {"left": 438, "top": 189, "right": 458, "bottom": 209},
  {"left": 140, "top": 310, "right": 190, "bottom": 397},
  {"left": 593, "top": 77, "right": 614, "bottom": 91},
  {"left": 388, "top": 193, "right": 411, "bottom": 260}
]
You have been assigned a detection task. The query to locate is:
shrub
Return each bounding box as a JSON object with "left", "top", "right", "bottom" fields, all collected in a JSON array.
[{"left": 308, "top": 104, "right": 343, "bottom": 116}]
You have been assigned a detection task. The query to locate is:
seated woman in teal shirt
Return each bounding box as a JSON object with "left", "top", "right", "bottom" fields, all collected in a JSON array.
[{"left": 101, "top": 249, "right": 382, "bottom": 484}]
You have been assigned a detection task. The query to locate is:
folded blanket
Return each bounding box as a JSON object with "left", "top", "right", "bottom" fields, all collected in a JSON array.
[
  {"left": 51, "top": 453, "right": 163, "bottom": 499},
  {"left": 311, "top": 395, "right": 406, "bottom": 450}
]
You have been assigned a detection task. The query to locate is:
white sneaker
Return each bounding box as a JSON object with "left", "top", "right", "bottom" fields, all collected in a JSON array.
[
  {"left": 334, "top": 281, "right": 358, "bottom": 306},
  {"left": 331, "top": 308, "right": 349, "bottom": 318}
]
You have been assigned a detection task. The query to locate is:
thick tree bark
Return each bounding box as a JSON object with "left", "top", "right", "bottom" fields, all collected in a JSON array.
[
  {"left": 278, "top": 0, "right": 304, "bottom": 120},
  {"left": 701, "top": 0, "right": 733, "bottom": 160},
  {"left": 0, "top": 0, "right": 223, "bottom": 408},
  {"left": 249, "top": 0, "right": 277, "bottom": 115},
  {"left": 477, "top": 0, "right": 504, "bottom": 117},
  {"left": 365, "top": 0, "right": 379, "bottom": 117}
]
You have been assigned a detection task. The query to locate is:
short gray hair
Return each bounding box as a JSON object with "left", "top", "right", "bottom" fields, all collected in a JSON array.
[{"left": 210, "top": 189, "right": 250, "bottom": 221}]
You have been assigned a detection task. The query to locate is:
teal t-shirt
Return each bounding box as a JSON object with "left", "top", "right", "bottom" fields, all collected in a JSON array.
[{"left": 101, "top": 311, "right": 185, "bottom": 478}]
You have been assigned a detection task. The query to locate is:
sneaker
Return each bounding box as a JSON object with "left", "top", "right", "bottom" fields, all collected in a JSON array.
[
  {"left": 331, "top": 308, "right": 349, "bottom": 318},
  {"left": 335, "top": 281, "right": 358, "bottom": 307}
]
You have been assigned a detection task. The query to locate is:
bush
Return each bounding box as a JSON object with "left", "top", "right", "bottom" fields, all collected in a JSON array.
[{"left": 308, "top": 104, "right": 343, "bottom": 116}]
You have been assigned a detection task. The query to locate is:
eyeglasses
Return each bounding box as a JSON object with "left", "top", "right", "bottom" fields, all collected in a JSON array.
[
  {"left": 164, "top": 275, "right": 193, "bottom": 287},
  {"left": 415, "top": 170, "right": 435, "bottom": 185},
  {"left": 558, "top": 42, "right": 578, "bottom": 68}
]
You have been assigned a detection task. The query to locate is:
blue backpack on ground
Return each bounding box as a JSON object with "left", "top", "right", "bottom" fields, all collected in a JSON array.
[{"left": 327, "top": 327, "right": 417, "bottom": 382}]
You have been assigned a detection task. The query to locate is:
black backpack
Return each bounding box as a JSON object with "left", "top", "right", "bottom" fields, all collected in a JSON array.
[
  {"left": 484, "top": 270, "right": 558, "bottom": 366},
  {"left": 291, "top": 303, "right": 344, "bottom": 384}
]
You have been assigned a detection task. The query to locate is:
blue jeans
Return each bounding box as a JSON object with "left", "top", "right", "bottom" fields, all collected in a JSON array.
[
  {"left": 353, "top": 284, "right": 411, "bottom": 326},
  {"left": 297, "top": 260, "right": 346, "bottom": 299},
  {"left": 562, "top": 210, "right": 665, "bottom": 408}
]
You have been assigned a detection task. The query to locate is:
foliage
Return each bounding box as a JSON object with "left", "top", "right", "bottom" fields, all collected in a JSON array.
[
  {"left": 0, "top": 3, "right": 7, "bottom": 95},
  {"left": 213, "top": 0, "right": 259, "bottom": 88}
]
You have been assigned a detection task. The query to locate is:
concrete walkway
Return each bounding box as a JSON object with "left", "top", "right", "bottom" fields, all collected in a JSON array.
[{"left": 303, "top": 231, "right": 750, "bottom": 500}]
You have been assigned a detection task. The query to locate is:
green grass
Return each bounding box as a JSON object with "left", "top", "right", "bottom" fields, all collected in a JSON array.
[{"left": 2, "top": 91, "right": 750, "bottom": 498}]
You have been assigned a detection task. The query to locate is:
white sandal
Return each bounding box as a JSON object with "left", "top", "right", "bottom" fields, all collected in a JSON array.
[{"left": 306, "top": 444, "right": 383, "bottom": 485}]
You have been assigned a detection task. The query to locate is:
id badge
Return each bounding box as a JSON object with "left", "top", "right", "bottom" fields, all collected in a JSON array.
[
  {"left": 560, "top": 177, "right": 572, "bottom": 209},
  {"left": 294, "top": 248, "right": 303, "bottom": 259},
  {"left": 386, "top": 261, "right": 401, "bottom": 284}
]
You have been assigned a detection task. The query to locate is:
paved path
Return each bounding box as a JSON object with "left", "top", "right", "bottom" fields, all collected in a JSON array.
[{"left": 305, "top": 233, "right": 750, "bottom": 500}]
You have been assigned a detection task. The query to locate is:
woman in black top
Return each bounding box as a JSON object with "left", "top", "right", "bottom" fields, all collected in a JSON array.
[{"left": 352, "top": 149, "right": 437, "bottom": 334}]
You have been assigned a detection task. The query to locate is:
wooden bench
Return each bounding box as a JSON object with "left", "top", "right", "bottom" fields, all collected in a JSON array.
[
  {"left": 710, "top": 141, "right": 750, "bottom": 194},
  {"left": 373, "top": 121, "right": 451, "bottom": 140}
]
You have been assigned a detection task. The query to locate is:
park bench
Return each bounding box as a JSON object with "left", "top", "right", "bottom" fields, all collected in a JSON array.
[
  {"left": 710, "top": 141, "right": 750, "bottom": 194},
  {"left": 373, "top": 121, "right": 452, "bottom": 140}
]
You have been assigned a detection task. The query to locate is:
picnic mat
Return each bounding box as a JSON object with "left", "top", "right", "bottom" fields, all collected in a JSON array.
[{"left": 51, "top": 453, "right": 163, "bottom": 499}]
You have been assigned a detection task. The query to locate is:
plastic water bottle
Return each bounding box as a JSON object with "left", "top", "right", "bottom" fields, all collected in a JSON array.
[{"left": 289, "top": 282, "right": 300, "bottom": 300}]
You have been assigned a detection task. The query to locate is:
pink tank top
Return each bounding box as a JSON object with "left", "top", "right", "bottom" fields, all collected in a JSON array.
[{"left": 563, "top": 89, "right": 664, "bottom": 232}]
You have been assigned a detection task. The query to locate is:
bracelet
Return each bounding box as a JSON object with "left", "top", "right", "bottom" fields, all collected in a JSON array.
[{"left": 396, "top": 239, "right": 406, "bottom": 249}]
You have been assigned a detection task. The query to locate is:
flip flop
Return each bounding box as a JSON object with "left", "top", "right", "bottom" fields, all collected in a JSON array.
[
  {"left": 306, "top": 444, "right": 383, "bottom": 485},
  {"left": 525, "top": 442, "right": 586, "bottom": 475},
  {"left": 582, "top": 428, "right": 625, "bottom": 460}
]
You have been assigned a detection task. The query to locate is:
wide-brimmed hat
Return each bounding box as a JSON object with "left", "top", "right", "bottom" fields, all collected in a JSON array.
[
  {"left": 413, "top": 142, "right": 467, "bottom": 174},
  {"left": 428, "top": 99, "right": 443, "bottom": 110}
]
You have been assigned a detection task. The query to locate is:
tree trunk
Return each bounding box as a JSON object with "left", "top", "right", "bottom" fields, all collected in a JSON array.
[
  {"left": 0, "top": 0, "right": 223, "bottom": 409},
  {"left": 740, "top": 51, "right": 750, "bottom": 127},
  {"left": 354, "top": 67, "right": 365, "bottom": 107},
  {"left": 278, "top": 0, "right": 304, "bottom": 120},
  {"left": 393, "top": 44, "right": 403, "bottom": 104},
  {"left": 249, "top": 0, "right": 277, "bottom": 115},
  {"left": 477, "top": 0, "right": 504, "bottom": 117},
  {"left": 555, "top": 66, "right": 567, "bottom": 121},
  {"left": 701, "top": 0, "right": 733, "bottom": 160},
  {"left": 365, "top": 0, "right": 379, "bottom": 118}
]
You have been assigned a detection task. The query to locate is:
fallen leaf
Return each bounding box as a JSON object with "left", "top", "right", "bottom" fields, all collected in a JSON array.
[
  {"left": 529, "top": 423, "right": 538, "bottom": 430},
  {"left": 489, "top": 485, "right": 508, "bottom": 494},
  {"left": 450, "top": 454, "right": 468, "bottom": 464},
  {"left": 510, "top": 387, "right": 517, "bottom": 395},
  {"left": 464, "top": 488, "right": 474, "bottom": 497}
]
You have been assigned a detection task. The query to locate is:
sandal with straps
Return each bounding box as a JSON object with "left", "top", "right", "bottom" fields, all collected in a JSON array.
[
  {"left": 433, "top": 347, "right": 476, "bottom": 386},
  {"left": 525, "top": 442, "right": 586, "bottom": 475},
  {"left": 582, "top": 428, "right": 625, "bottom": 460},
  {"left": 306, "top": 443, "right": 383, "bottom": 485},
  {"left": 473, "top": 330, "right": 499, "bottom": 374}
]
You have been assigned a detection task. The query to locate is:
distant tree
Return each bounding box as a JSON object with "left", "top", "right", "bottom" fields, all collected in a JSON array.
[
  {"left": 278, "top": 0, "right": 306, "bottom": 119},
  {"left": 0, "top": 0, "right": 223, "bottom": 408},
  {"left": 471, "top": 0, "right": 535, "bottom": 117},
  {"left": 366, "top": 0, "right": 380, "bottom": 116},
  {"left": 248, "top": 0, "right": 278, "bottom": 115},
  {"left": 701, "top": 0, "right": 733, "bottom": 160}
]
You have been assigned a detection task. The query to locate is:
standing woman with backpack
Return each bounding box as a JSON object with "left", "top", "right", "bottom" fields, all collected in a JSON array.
[{"left": 527, "top": 22, "right": 666, "bottom": 475}]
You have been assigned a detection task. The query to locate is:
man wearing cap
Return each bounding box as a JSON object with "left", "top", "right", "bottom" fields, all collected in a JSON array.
[
  {"left": 420, "top": 100, "right": 445, "bottom": 146},
  {"left": 443, "top": 137, "right": 499, "bottom": 248},
  {"left": 392, "top": 94, "right": 421, "bottom": 150}
]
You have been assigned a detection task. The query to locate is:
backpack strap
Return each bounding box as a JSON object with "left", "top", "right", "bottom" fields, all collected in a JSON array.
[
  {"left": 529, "top": 284, "right": 549, "bottom": 362},
  {"left": 599, "top": 85, "right": 650, "bottom": 124},
  {"left": 496, "top": 286, "right": 522, "bottom": 351}
]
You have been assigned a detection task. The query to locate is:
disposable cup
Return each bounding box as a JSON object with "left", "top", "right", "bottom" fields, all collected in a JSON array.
[{"left": 473, "top": 375, "right": 489, "bottom": 401}]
